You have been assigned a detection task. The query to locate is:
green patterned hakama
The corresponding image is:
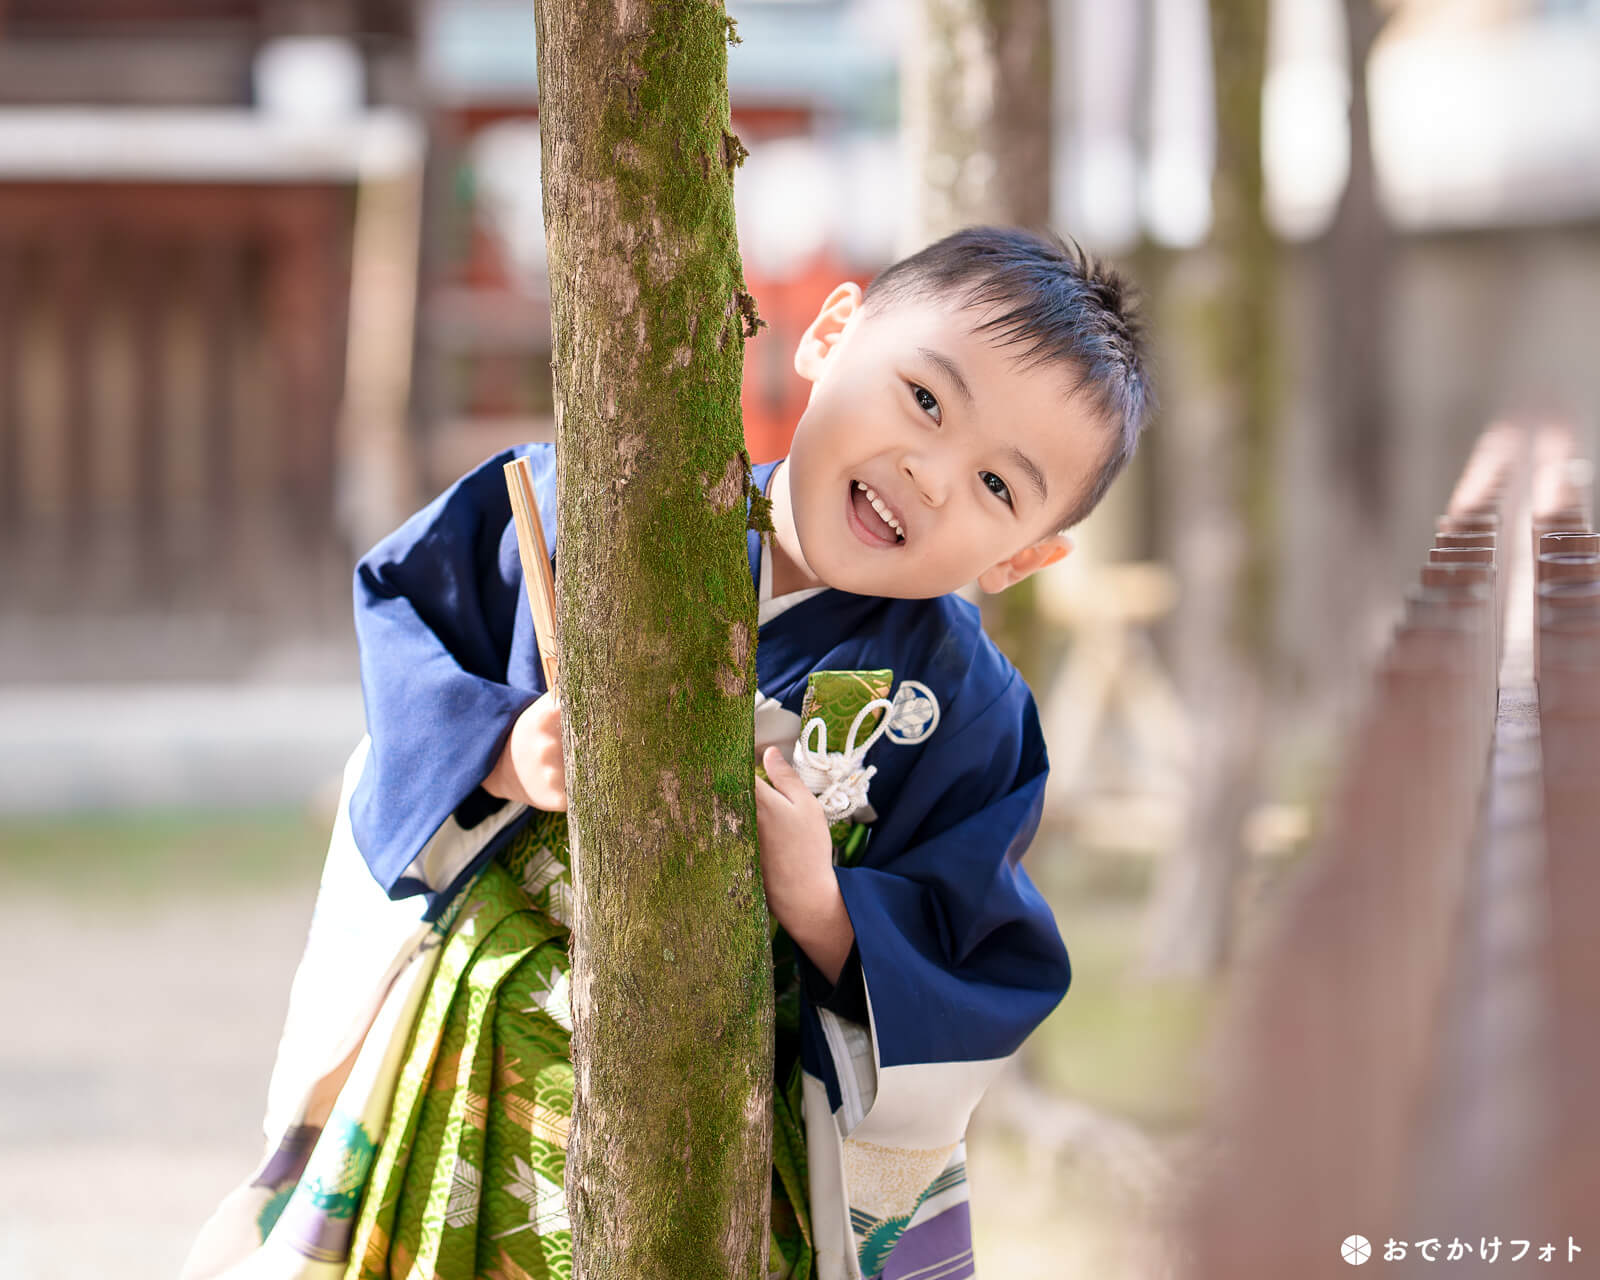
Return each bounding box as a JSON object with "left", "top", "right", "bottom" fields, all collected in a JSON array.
[
  {"left": 186, "top": 668, "right": 900, "bottom": 1280},
  {"left": 345, "top": 824, "right": 576, "bottom": 1279},
  {"left": 340, "top": 814, "right": 817, "bottom": 1280}
]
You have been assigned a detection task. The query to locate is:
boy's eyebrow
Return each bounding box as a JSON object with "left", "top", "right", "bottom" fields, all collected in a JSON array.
[
  {"left": 916, "top": 345, "right": 1049, "bottom": 507},
  {"left": 916, "top": 346, "right": 975, "bottom": 407},
  {"left": 1006, "top": 446, "right": 1050, "bottom": 507}
]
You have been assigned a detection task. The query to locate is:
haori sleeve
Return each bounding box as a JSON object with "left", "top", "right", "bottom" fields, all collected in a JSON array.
[
  {"left": 800, "top": 941, "right": 869, "bottom": 1025},
  {"left": 347, "top": 442, "right": 556, "bottom": 899},
  {"left": 795, "top": 662, "right": 1070, "bottom": 1280},
  {"left": 822, "top": 666, "right": 1070, "bottom": 1147}
]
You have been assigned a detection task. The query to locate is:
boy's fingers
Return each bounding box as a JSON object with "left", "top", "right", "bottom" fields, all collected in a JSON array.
[{"left": 762, "top": 747, "right": 813, "bottom": 804}]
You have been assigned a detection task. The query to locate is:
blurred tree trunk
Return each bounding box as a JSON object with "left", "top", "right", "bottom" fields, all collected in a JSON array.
[
  {"left": 1141, "top": 0, "right": 1277, "bottom": 978},
  {"left": 904, "top": 0, "right": 1052, "bottom": 238},
  {"left": 903, "top": 0, "right": 1052, "bottom": 683},
  {"left": 532, "top": 0, "right": 773, "bottom": 1275},
  {"left": 1317, "top": 0, "right": 1393, "bottom": 675}
]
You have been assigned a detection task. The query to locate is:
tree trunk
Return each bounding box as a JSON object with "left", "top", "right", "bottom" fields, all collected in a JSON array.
[
  {"left": 1314, "top": 0, "right": 1393, "bottom": 700},
  {"left": 904, "top": 0, "right": 1052, "bottom": 242},
  {"left": 1141, "top": 0, "right": 1277, "bottom": 978},
  {"left": 1324, "top": 0, "right": 1387, "bottom": 529},
  {"left": 903, "top": 0, "right": 1053, "bottom": 685},
  {"left": 531, "top": 1, "right": 772, "bottom": 1275}
]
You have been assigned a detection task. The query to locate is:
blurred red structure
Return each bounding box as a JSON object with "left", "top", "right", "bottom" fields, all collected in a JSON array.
[{"left": 740, "top": 249, "right": 852, "bottom": 464}]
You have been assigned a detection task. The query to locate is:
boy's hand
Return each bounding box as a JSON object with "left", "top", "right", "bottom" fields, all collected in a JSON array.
[
  {"left": 483, "top": 690, "right": 567, "bottom": 811},
  {"left": 755, "top": 746, "right": 856, "bottom": 984}
]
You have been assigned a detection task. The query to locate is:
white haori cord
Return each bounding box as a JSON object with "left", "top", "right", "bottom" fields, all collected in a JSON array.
[{"left": 793, "top": 698, "right": 896, "bottom": 823}]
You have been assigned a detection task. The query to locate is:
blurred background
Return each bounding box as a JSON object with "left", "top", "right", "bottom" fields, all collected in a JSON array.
[{"left": 2, "top": 0, "right": 1598, "bottom": 1275}]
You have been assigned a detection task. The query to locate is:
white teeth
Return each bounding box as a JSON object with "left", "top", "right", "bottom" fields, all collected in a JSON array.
[{"left": 854, "top": 480, "right": 904, "bottom": 541}]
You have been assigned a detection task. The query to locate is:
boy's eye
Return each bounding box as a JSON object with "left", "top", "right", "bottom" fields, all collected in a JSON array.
[
  {"left": 909, "top": 382, "right": 941, "bottom": 424},
  {"left": 981, "top": 471, "right": 1013, "bottom": 508}
]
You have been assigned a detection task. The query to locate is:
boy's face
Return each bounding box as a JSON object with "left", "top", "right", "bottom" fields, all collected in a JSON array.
[{"left": 776, "top": 282, "right": 1104, "bottom": 600}]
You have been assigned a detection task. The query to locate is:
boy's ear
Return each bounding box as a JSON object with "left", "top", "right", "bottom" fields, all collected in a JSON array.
[
  {"left": 977, "top": 534, "right": 1073, "bottom": 594},
  {"left": 794, "top": 282, "right": 863, "bottom": 382}
]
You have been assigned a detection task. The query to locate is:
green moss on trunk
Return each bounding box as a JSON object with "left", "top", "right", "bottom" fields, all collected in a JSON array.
[{"left": 531, "top": 0, "right": 772, "bottom": 1274}]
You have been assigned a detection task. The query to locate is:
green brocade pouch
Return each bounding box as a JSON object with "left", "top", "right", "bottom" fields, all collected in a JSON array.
[{"left": 757, "top": 667, "right": 892, "bottom": 865}]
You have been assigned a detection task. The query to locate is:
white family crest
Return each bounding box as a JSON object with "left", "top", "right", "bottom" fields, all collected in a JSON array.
[{"left": 885, "top": 679, "right": 940, "bottom": 745}]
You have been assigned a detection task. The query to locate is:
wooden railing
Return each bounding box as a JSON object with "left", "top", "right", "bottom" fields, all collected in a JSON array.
[{"left": 1178, "top": 421, "right": 1596, "bottom": 1276}]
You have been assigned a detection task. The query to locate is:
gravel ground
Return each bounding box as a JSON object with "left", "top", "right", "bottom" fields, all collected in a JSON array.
[
  {"left": 0, "top": 874, "right": 1156, "bottom": 1280},
  {"left": 0, "top": 888, "right": 318, "bottom": 1280}
]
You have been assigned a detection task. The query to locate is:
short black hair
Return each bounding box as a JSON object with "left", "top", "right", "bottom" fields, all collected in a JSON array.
[{"left": 862, "top": 225, "right": 1152, "bottom": 532}]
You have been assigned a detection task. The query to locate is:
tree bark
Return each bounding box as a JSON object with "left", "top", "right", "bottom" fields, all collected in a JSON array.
[
  {"left": 531, "top": 1, "right": 772, "bottom": 1275},
  {"left": 1141, "top": 0, "right": 1277, "bottom": 978}
]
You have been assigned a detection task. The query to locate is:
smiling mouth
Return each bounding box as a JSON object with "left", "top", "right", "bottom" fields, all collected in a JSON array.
[{"left": 848, "top": 480, "right": 906, "bottom": 547}]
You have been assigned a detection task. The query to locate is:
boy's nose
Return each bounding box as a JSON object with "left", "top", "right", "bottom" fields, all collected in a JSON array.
[{"left": 902, "top": 457, "right": 947, "bottom": 508}]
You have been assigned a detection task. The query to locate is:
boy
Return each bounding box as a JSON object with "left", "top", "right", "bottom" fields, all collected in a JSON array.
[{"left": 186, "top": 226, "right": 1150, "bottom": 1280}]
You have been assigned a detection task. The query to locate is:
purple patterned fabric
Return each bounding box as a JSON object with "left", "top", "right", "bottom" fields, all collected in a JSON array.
[{"left": 882, "top": 1202, "right": 976, "bottom": 1280}]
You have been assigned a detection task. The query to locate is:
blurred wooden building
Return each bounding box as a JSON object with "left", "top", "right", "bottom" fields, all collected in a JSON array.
[
  {"left": 0, "top": 0, "right": 420, "bottom": 679},
  {"left": 0, "top": 0, "right": 897, "bottom": 681}
]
